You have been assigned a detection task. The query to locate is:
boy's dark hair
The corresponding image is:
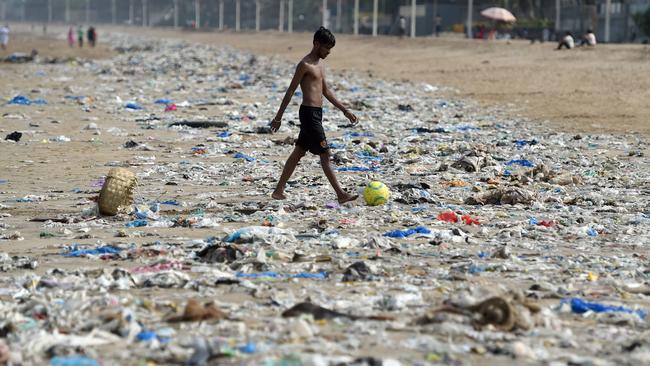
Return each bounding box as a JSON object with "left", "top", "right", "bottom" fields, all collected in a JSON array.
[{"left": 314, "top": 26, "right": 336, "bottom": 48}]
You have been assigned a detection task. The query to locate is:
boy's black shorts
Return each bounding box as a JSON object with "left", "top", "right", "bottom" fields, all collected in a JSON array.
[{"left": 296, "top": 105, "right": 328, "bottom": 155}]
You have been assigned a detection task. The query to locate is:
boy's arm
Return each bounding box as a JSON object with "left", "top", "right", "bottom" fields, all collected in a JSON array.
[
  {"left": 271, "top": 62, "right": 306, "bottom": 132},
  {"left": 322, "top": 69, "right": 358, "bottom": 124}
]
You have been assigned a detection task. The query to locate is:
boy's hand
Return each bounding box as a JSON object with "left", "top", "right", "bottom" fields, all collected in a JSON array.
[
  {"left": 344, "top": 110, "right": 358, "bottom": 125},
  {"left": 270, "top": 117, "right": 282, "bottom": 133}
]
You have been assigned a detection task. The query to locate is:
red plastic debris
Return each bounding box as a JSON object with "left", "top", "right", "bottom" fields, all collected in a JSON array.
[
  {"left": 437, "top": 211, "right": 459, "bottom": 223},
  {"left": 461, "top": 215, "right": 480, "bottom": 225},
  {"left": 537, "top": 220, "right": 555, "bottom": 228},
  {"left": 165, "top": 103, "right": 177, "bottom": 112}
]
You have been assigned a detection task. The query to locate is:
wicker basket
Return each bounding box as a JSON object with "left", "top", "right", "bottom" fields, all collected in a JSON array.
[{"left": 98, "top": 168, "right": 137, "bottom": 216}]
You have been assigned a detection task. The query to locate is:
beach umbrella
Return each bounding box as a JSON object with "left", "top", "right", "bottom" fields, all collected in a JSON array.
[{"left": 480, "top": 7, "right": 516, "bottom": 23}]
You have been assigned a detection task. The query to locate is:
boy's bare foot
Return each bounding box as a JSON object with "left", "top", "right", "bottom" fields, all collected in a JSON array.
[
  {"left": 337, "top": 193, "right": 358, "bottom": 204},
  {"left": 272, "top": 191, "right": 287, "bottom": 200}
]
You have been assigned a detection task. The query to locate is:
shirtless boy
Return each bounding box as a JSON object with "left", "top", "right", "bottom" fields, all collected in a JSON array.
[{"left": 270, "top": 27, "right": 359, "bottom": 204}]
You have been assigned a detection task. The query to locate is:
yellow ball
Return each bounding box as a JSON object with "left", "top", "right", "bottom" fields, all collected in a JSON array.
[{"left": 363, "top": 181, "right": 390, "bottom": 206}]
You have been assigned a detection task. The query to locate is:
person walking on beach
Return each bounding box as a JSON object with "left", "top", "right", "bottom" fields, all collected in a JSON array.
[
  {"left": 67, "top": 26, "right": 75, "bottom": 47},
  {"left": 0, "top": 24, "right": 9, "bottom": 50},
  {"left": 87, "top": 26, "right": 96, "bottom": 47},
  {"left": 77, "top": 26, "right": 84, "bottom": 48},
  {"left": 270, "top": 27, "right": 359, "bottom": 204}
]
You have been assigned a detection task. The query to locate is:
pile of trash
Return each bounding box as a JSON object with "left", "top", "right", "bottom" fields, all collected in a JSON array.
[{"left": 0, "top": 32, "right": 648, "bottom": 365}]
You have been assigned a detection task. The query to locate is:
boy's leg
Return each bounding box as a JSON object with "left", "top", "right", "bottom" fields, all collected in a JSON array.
[
  {"left": 319, "top": 151, "right": 358, "bottom": 204},
  {"left": 272, "top": 145, "right": 307, "bottom": 200}
]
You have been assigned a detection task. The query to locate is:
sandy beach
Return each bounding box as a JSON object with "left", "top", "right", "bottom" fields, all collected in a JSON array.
[
  {"left": 4, "top": 25, "right": 650, "bottom": 136},
  {"left": 0, "top": 25, "right": 649, "bottom": 365}
]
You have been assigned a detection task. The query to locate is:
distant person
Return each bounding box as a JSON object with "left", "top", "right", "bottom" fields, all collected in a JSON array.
[
  {"left": 77, "top": 26, "right": 84, "bottom": 48},
  {"left": 580, "top": 29, "right": 596, "bottom": 46},
  {"left": 557, "top": 31, "right": 574, "bottom": 49},
  {"left": 528, "top": 28, "right": 549, "bottom": 44},
  {"left": 476, "top": 25, "right": 484, "bottom": 40},
  {"left": 87, "top": 26, "right": 96, "bottom": 47},
  {"left": 0, "top": 25, "right": 9, "bottom": 50},
  {"left": 269, "top": 27, "right": 358, "bottom": 204},
  {"left": 521, "top": 27, "right": 529, "bottom": 40},
  {"left": 434, "top": 14, "right": 442, "bottom": 37},
  {"left": 398, "top": 16, "right": 406, "bottom": 38},
  {"left": 67, "top": 26, "right": 75, "bottom": 47}
]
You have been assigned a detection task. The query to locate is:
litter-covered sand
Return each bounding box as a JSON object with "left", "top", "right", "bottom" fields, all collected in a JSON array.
[{"left": 0, "top": 32, "right": 649, "bottom": 365}]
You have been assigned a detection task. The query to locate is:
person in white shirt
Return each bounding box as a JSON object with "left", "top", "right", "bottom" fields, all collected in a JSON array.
[
  {"left": 0, "top": 25, "right": 9, "bottom": 50},
  {"left": 557, "top": 31, "right": 574, "bottom": 50},
  {"left": 580, "top": 29, "right": 597, "bottom": 46}
]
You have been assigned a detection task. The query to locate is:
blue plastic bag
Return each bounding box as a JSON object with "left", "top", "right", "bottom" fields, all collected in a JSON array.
[
  {"left": 383, "top": 226, "right": 431, "bottom": 238},
  {"left": 328, "top": 142, "right": 346, "bottom": 149},
  {"left": 64, "top": 245, "right": 121, "bottom": 257},
  {"left": 236, "top": 271, "right": 328, "bottom": 280},
  {"left": 291, "top": 271, "right": 328, "bottom": 279},
  {"left": 50, "top": 356, "right": 101, "bottom": 366},
  {"left": 238, "top": 342, "right": 257, "bottom": 354},
  {"left": 563, "top": 298, "right": 646, "bottom": 319},
  {"left": 125, "top": 102, "right": 143, "bottom": 110},
  {"left": 224, "top": 228, "right": 245, "bottom": 242},
  {"left": 344, "top": 132, "right": 374, "bottom": 138},
  {"left": 336, "top": 166, "right": 380, "bottom": 172},
  {"left": 355, "top": 151, "right": 382, "bottom": 161},
  {"left": 136, "top": 330, "right": 171, "bottom": 343},
  {"left": 457, "top": 125, "right": 479, "bottom": 132},
  {"left": 8, "top": 95, "right": 33, "bottom": 105},
  {"left": 160, "top": 200, "right": 179, "bottom": 206},
  {"left": 125, "top": 219, "right": 148, "bottom": 228},
  {"left": 236, "top": 271, "right": 280, "bottom": 279},
  {"left": 514, "top": 139, "right": 538, "bottom": 148},
  {"left": 505, "top": 159, "right": 535, "bottom": 167},
  {"left": 234, "top": 152, "right": 256, "bottom": 162}
]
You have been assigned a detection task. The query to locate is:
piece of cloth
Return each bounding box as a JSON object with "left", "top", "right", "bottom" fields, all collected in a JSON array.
[{"left": 296, "top": 105, "right": 328, "bottom": 155}]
